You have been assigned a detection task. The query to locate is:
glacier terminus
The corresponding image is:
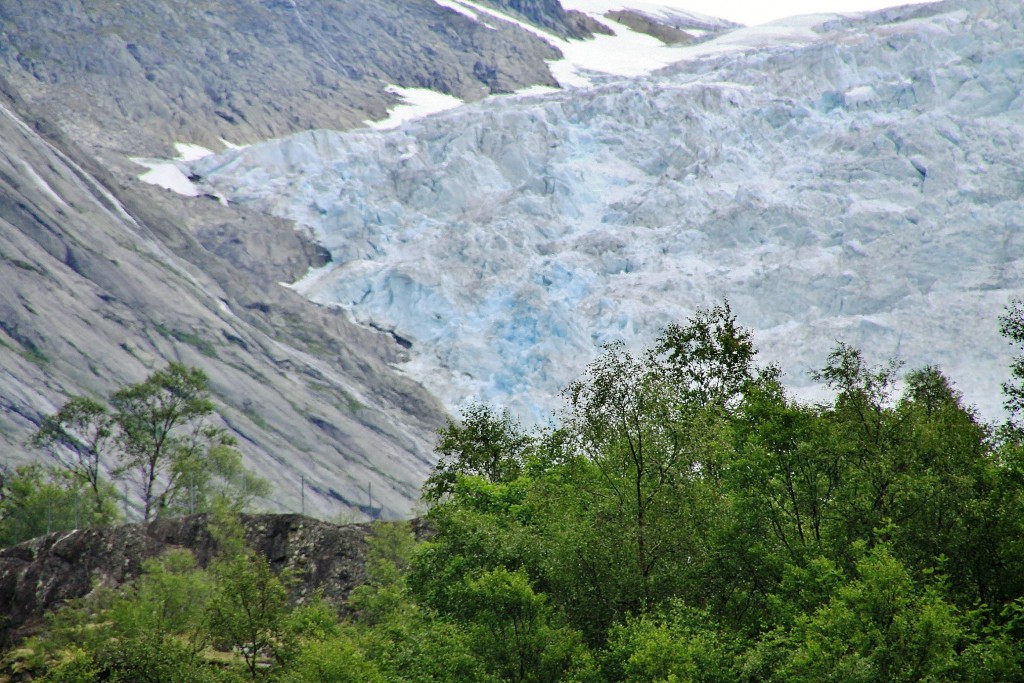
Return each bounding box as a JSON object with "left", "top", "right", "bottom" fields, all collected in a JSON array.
[{"left": 191, "top": 0, "right": 1024, "bottom": 424}]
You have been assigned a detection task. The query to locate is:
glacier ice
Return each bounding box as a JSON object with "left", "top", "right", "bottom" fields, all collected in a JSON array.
[{"left": 191, "top": 0, "right": 1024, "bottom": 424}]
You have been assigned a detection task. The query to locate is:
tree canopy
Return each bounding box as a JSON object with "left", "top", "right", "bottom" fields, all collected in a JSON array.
[
  {"left": 1, "top": 364, "right": 269, "bottom": 546},
  {"left": 6, "top": 302, "right": 1024, "bottom": 682}
]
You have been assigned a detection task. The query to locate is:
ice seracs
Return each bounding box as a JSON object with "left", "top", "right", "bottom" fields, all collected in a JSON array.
[{"left": 191, "top": 0, "right": 1024, "bottom": 424}]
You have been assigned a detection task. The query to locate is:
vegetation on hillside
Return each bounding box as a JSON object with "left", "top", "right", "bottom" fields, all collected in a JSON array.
[
  {"left": 4, "top": 300, "right": 1024, "bottom": 681},
  {"left": 1, "top": 364, "right": 269, "bottom": 546}
]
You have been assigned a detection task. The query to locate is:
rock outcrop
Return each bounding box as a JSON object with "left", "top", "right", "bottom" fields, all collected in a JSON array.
[
  {"left": 604, "top": 10, "right": 695, "bottom": 44},
  {"left": 481, "top": 0, "right": 614, "bottom": 38},
  {"left": 0, "top": 514, "right": 423, "bottom": 648}
]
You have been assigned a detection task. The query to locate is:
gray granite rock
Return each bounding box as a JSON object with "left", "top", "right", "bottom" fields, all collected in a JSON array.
[
  {"left": 0, "top": 0, "right": 581, "bottom": 522},
  {"left": 0, "top": 514, "right": 431, "bottom": 648},
  {"left": 0, "top": 0, "right": 563, "bottom": 157}
]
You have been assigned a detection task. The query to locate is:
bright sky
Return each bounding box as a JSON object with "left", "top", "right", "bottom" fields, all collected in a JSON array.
[{"left": 631, "top": 0, "right": 931, "bottom": 26}]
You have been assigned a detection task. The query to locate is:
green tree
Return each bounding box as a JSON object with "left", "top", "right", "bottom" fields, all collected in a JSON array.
[
  {"left": 111, "top": 363, "right": 235, "bottom": 520},
  {"left": 0, "top": 464, "right": 114, "bottom": 546},
  {"left": 1000, "top": 299, "right": 1024, "bottom": 433},
  {"left": 31, "top": 396, "right": 115, "bottom": 517},
  {"left": 655, "top": 299, "right": 758, "bottom": 409},
  {"left": 27, "top": 366, "right": 269, "bottom": 527},
  {"left": 562, "top": 340, "right": 694, "bottom": 613},
  {"left": 603, "top": 601, "right": 739, "bottom": 683},
  {"left": 206, "top": 549, "right": 291, "bottom": 679},
  {"left": 809, "top": 344, "right": 907, "bottom": 562},
  {"left": 777, "top": 545, "right": 966, "bottom": 683},
  {"left": 351, "top": 524, "right": 499, "bottom": 683},
  {"left": 559, "top": 303, "right": 756, "bottom": 614},
  {"left": 450, "top": 567, "right": 591, "bottom": 683},
  {"left": 36, "top": 647, "right": 98, "bottom": 683},
  {"left": 424, "top": 402, "right": 532, "bottom": 501},
  {"left": 729, "top": 376, "right": 836, "bottom": 563},
  {"left": 168, "top": 443, "right": 272, "bottom": 516},
  {"left": 291, "top": 634, "right": 387, "bottom": 683},
  {"left": 28, "top": 550, "right": 215, "bottom": 683}
]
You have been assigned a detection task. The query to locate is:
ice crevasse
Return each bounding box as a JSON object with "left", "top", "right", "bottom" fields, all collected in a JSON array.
[{"left": 191, "top": 0, "right": 1024, "bottom": 423}]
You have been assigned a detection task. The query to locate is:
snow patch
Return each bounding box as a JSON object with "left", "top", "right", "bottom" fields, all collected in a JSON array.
[
  {"left": 564, "top": 0, "right": 933, "bottom": 28},
  {"left": 563, "top": 0, "right": 736, "bottom": 29},
  {"left": 551, "top": 20, "right": 697, "bottom": 86},
  {"left": 433, "top": 0, "right": 495, "bottom": 27},
  {"left": 132, "top": 142, "right": 216, "bottom": 196},
  {"left": 424, "top": 0, "right": 690, "bottom": 87},
  {"left": 136, "top": 164, "right": 200, "bottom": 197},
  {"left": 173, "top": 142, "right": 215, "bottom": 161},
  {"left": 671, "top": 13, "right": 838, "bottom": 59},
  {"left": 366, "top": 85, "right": 465, "bottom": 130}
]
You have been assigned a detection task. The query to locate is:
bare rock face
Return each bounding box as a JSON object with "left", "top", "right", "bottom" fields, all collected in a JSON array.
[
  {"left": 0, "top": 0, "right": 564, "bottom": 158},
  {"left": 479, "top": 0, "right": 613, "bottom": 38},
  {"left": 0, "top": 0, "right": 577, "bottom": 520},
  {"left": 604, "top": 10, "right": 696, "bottom": 44},
  {"left": 0, "top": 514, "right": 425, "bottom": 649},
  {"left": 0, "top": 74, "right": 447, "bottom": 519}
]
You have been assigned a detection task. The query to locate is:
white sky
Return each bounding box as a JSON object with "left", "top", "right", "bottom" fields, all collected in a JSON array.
[{"left": 565, "top": 0, "right": 933, "bottom": 27}]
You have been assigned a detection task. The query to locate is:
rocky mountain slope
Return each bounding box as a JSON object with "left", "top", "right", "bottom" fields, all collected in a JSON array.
[
  {"left": 0, "top": 0, "right": 620, "bottom": 518},
  {"left": 0, "top": 78, "right": 445, "bottom": 519},
  {"left": 191, "top": 0, "right": 1023, "bottom": 422},
  {"left": 0, "top": 0, "right": 570, "bottom": 159}
]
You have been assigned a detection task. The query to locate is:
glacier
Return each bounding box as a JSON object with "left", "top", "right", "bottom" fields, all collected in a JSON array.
[{"left": 191, "top": 0, "right": 1024, "bottom": 424}]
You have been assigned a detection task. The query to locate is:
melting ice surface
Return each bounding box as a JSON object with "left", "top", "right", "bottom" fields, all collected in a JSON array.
[{"left": 192, "top": 0, "right": 1024, "bottom": 423}]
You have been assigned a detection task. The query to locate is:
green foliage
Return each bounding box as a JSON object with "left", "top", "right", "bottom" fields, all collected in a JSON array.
[
  {"left": 552, "top": 303, "right": 759, "bottom": 625},
  {"left": 37, "top": 647, "right": 99, "bottom": 683},
  {"left": 10, "top": 302, "right": 1024, "bottom": 683},
  {"left": 291, "top": 634, "right": 387, "bottom": 683},
  {"left": 424, "top": 402, "right": 532, "bottom": 501},
  {"left": 0, "top": 464, "right": 117, "bottom": 546},
  {"left": 1000, "top": 298, "right": 1024, "bottom": 432},
  {"left": 206, "top": 549, "right": 291, "bottom": 679},
  {"left": 20, "top": 363, "right": 271, "bottom": 534},
  {"left": 112, "top": 550, "right": 214, "bottom": 636},
  {"left": 603, "top": 602, "right": 739, "bottom": 683},
  {"left": 89, "top": 631, "right": 215, "bottom": 683},
  {"left": 23, "top": 549, "right": 215, "bottom": 683},
  {"left": 31, "top": 396, "right": 115, "bottom": 516},
  {"left": 775, "top": 545, "right": 966, "bottom": 683},
  {"left": 654, "top": 299, "right": 758, "bottom": 408},
  {"left": 167, "top": 443, "right": 272, "bottom": 516},
  {"left": 18, "top": 516, "right": 341, "bottom": 682},
  {"left": 112, "top": 363, "right": 232, "bottom": 520},
  {"left": 452, "top": 567, "right": 593, "bottom": 683},
  {"left": 409, "top": 301, "right": 1024, "bottom": 680}
]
